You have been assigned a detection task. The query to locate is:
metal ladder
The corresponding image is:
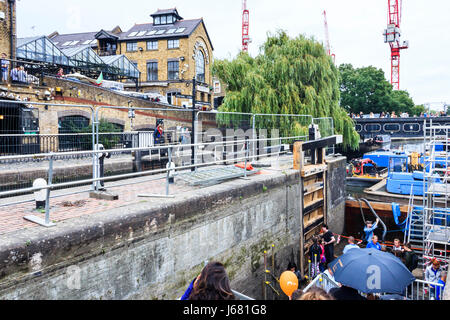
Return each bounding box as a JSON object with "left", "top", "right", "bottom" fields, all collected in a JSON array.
[{"left": 405, "top": 185, "right": 425, "bottom": 268}]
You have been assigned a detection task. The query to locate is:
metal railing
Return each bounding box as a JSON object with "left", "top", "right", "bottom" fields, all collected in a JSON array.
[
  {"left": 303, "top": 273, "right": 445, "bottom": 300},
  {"left": 302, "top": 272, "right": 340, "bottom": 293},
  {"left": 231, "top": 290, "right": 255, "bottom": 301},
  {"left": 0, "top": 134, "right": 307, "bottom": 227},
  {"left": 0, "top": 99, "right": 340, "bottom": 229},
  {"left": 404, "top": 279, "right": 446, "bottom": 300}
]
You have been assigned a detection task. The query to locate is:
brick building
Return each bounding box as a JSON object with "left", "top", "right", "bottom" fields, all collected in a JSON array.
[
  {"left": 0, "top": 0, "right": 16, "bottom": 59},
  {"left": 50, "top": 8, "right": 214, "bottom": 109}
]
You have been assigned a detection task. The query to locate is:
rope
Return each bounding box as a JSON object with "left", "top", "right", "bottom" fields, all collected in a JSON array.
[{"left": 357, "top": 199, "right": 366, "bottom": 225}]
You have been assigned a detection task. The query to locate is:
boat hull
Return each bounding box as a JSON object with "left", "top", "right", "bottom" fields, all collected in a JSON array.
[
  {"left": 363, "top": 179, "right": 449, "bottom": 207},
  {"left": 346, "top": 177, "right": 382, "bottom": 188}
]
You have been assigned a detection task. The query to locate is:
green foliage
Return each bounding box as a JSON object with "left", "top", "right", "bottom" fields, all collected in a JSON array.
[
  {"left": 410, "top": 104, "right": 426, "bottom": 117},
  {"left": 339, "top": 64, "right": 416, "bottom": 116},
  {"left": 212, "top": 31, "right": 359, "bottom": 150},
  {"left": 75, "top": 119, "right": 122, "bottom": 150}
]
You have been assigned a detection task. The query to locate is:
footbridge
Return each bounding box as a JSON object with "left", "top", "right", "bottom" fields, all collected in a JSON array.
[{"left": 355, "top": 117, "right": 450, "bottom": 139}]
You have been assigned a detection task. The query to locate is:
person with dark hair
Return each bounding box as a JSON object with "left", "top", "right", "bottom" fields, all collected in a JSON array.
[
  {"left": 320, "top": 225, "right": 335, "bottom": 265},
  {"left": 403, "top": 243, "right": 418, "bottom": 272},
  {"left": 309, "top": 236, "right": 322, "bottom": 278},
  {"left": 393, "top": 249, "right": 403, "bottom": 259},
  {"left": 287, "top": 261, "right": 301, "bottom": 282},
  {"left": 329, "top": 285, "right": 366, "bottom": 301},
  {"left": 188, "top": 261, "right": 235, "bottom": 300}
]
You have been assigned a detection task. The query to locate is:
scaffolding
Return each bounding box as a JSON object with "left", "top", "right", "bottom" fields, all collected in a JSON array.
[{"left": 422, "top": 119, "right": 450, "bottom": 270}]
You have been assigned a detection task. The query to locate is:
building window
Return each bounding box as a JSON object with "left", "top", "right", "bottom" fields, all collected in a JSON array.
[
  {"left": 213, "top": 80, "right": 221, "bottom": 94},
  {"left": 127, "top": 42, "right": 138, "bottom": 52},
  {"left": 167, "top": 92, "right": 178, "bottom": 105},
  {"left": 147, "top": 41, "right": 158, "bottom": 51},
  {"left": 161, "top": 15, "right": 167, "bottom": 24},
  {"left": 168, "top": 61, "right": 179, "bottom": 80},
  {"left": 147, "top": 62, "right": 158, "bottom": 81},
  {"left": 168, "top": 39, "right": 179, "bottom": 49},
  {"left": 195, "top": 50, "right": 205, "bottom": 83},
  {"left": 154, "top": 16, "right": 161, "bottom": 25}
]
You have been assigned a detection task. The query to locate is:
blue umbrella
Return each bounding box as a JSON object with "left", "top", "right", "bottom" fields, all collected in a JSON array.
[{"left": 328, "top": 248, "right": 415, "bottom": 294}]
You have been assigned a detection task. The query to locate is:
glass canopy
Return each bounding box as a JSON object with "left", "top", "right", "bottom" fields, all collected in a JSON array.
[
  {"left": 101, "top": 55, "right": 140, "bottom": 79},
  {"left": 16, "top": 36, "right": 139, "bottom": 81},
  {"left": 17, "top": 36, "right": 70, "bottom": 65}
]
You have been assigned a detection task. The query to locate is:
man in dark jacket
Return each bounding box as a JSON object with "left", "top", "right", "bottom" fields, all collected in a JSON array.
[
  {"left": 403, "top": 243, "right": 418, "bottom": 272},
  {"left": 321, "top": 225, "right": 336, "bottom": 265}
]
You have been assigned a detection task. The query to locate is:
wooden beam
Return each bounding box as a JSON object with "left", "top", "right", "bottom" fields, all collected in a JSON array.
[{"left": 293, "top": 141, "right": 303, "bottom": 171}]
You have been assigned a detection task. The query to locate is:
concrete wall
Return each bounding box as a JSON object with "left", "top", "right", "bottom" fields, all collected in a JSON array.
[{"left": 0, "top": 170, "right": 302, "bottom": 300}]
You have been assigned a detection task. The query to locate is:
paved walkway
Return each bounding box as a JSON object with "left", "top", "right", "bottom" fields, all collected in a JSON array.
[
  {"left": 0, "top": 158, "right": 289, "bottom": 236},
  {"left": 0, "top": 174, "right": 197, "bottom": 236}
]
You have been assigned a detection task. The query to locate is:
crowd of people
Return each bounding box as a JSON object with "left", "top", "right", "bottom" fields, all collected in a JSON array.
[
  {"left": 1, "top": 53, "right": 31, "bottom": 85},
  {"left": 179, "top": 232, "right": 446, "bottom": 301},
  {"left": 351, "top": 110, "right": 448, "bottom": 119}
]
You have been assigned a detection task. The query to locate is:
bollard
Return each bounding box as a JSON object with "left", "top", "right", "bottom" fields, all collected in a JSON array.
[{"left": 33, "top": 178, "right": 47, "bottom": 210}]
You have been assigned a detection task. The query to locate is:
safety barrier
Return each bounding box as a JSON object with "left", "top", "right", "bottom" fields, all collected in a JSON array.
[
  {"left": 0, "top": 99, "right": 339, "bottom": 229},
  {"left": 302, "top": 272, "right": 340, "bottom": 293},
  {"left": 404, "top": 279, "right": 445, "bottom": 300},
  {"left": 0, "top": 132, "right": 307, "bottom": 227}
]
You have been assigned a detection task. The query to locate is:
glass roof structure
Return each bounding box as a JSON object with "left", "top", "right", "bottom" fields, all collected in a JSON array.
[
  {"left": 16, "top": 36, "right": 139, "bottom": 81},
  {"left": 17, "top": 36, "right": 70, "bottom": 65},
  {"left": 101, "top": 55, "right": 140, "bottom": 79},
  {"left": 62, "top": 45, "right": 104, "bottom": 69}
]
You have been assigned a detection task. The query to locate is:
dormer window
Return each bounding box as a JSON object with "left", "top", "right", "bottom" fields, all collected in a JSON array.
[
  {"left": 151, "top": 9, "right": 183, "bottom": 26},
  {"left": 154, "top": 14, "right": 176, "bottom": 25}
]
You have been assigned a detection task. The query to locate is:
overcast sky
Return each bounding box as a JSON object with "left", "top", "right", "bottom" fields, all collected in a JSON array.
[{"left": 16, "top": 0, "right": 450, "bottom": 108}]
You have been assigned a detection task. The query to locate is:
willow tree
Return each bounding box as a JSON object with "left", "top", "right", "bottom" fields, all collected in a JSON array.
[{"left": 213, "top": 31, "right": 360, "bottom": 150}]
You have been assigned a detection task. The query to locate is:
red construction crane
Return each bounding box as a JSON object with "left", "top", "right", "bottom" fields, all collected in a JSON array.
[
  {"left": 383, "top": 0, "right": 409, "bottom": 90},
  {"left": 323, "top": 10, "right": 335, "bottom": 64},
  {"left": 242, "top": 0, "right": 251, "bottom": 52}
]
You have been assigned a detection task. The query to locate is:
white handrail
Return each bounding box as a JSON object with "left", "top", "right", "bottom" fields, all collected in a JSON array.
[{"left": 303, "top": 273, "right": 340, "bottom": 293}]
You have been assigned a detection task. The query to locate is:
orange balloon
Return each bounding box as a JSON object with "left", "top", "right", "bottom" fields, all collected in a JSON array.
[{"left": 280, "top": 271, "right": 299, "bottom": 297}]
